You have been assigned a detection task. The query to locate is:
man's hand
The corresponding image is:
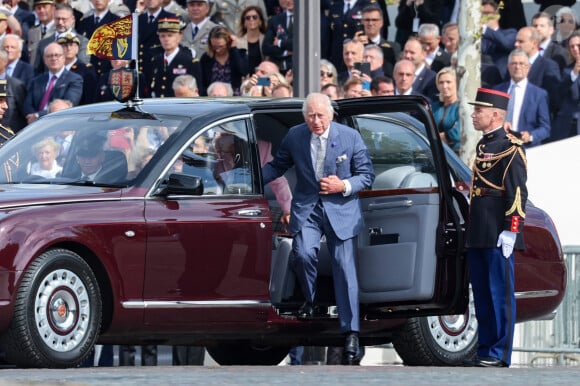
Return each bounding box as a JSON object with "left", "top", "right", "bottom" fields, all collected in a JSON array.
[
  {"left": 497, "top": 230, "right": 517, "bottom": 258},
  {"left": 319, "top": 175, "right": 345, "bottom": 195},
  {"left": 26, "top": 113, "right": 38, "bottom": 124},
  {"left": 281, "top": 213, "right": 291, "bottom": 225}
]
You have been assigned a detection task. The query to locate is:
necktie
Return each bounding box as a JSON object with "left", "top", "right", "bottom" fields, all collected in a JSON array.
[
  {"left": 506, "top": 83, "right": 516, "bottom": 124},
  {"left": 39, "top": 75, "right": 57, "bottom": 111},
  {"left": 315, "top": 136, "right": 325, "bottom": 180},
  {"left": 345, "top": 1, "right": 351, "bottom": 15},
  {"left": 149, "top": 15, "right": 155, "bottom": 24},
  {"left": 41, "top": 25, "right": 47, "bottom": 37},
  {"left": 192, "top": 25, "right": 199, "bottom": 39},
  {"left": 287, "top": 14, "right": 293, "bottom": 34},
  {"left": 95, "top": 16, "right": 100, "bottom": 25},
  {"left": 164, "top": 57, "right": 168, "bottom": 69}
]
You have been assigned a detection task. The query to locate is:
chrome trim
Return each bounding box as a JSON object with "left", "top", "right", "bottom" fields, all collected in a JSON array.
[
  {"left": 515, "top": 290, "right": 559, "bottom": 299},
  {"left": 122, "top": 300, "right": 272, "bottom": 309}
]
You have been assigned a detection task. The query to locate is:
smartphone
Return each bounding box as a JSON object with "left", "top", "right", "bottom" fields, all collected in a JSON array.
[
  {"left": 358, "top": 62, "right": 371, "bottom": 77},
  {"left": 257, "top": 77, "right": 271, "bottom": 87},
  {"left": 362, "top": 80, "right": 371, "bottom": 91}
]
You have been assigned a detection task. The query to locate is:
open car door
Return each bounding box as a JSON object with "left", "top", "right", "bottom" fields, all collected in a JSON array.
[{"left": 335, "top": 96, "right": 469, "bottom": 318}]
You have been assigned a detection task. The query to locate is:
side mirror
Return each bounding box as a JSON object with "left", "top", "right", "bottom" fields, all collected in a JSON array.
[{"left": 166, "top": 173, "right": 204, "bottom": 195}]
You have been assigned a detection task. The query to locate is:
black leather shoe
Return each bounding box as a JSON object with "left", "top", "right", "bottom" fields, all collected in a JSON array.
[
  {"left": 297, "top": 302, "right": 315, "bottom": 319},
  {"left": 463, "top": 356, "right": 508, "bottom": 368},
  {"left": 341, "top": 332, "right": 362, "bottom": 365}
]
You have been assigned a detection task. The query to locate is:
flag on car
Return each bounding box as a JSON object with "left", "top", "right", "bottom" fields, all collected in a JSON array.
[{"left": 86, "top": 15, "right": 134, "bottom": 60}]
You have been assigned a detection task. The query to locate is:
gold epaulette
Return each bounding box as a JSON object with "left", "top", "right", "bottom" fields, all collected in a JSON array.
[{"left": 506, "top": 133, "right": 523, "bottom": 146}]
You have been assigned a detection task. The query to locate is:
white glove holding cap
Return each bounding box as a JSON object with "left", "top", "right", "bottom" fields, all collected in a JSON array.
[{"left": 497, "top": 230, "right": 517, "bottom": 258}]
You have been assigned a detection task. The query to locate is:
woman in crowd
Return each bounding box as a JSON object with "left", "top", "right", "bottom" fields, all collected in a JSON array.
[
  {"left": 555, "top": 7, "right": 579, "bottom": 48},
  {"left": 431, "top": 67, "right": 460, "bottom": 154},
  {"left": 320, "top": 59, "right": 338, "bottom": 88},
  {"left": 236, "top": 6, "right": 267, "bottom": 74},
  {"left": 28, "top": 137, "right": 62, "bottom": 178},
  {"left": 199, "top": 26, "right": 249, "bottom": 96}
]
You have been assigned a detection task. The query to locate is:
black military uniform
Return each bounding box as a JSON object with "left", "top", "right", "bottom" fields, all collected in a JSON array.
[
  {"left": 0, "top": 80, "right": 14, "bottom": 146},
  {"left": 77, "top": 9, "right": 120, "bottom": 79},
  {"left": 57, "top": 33, "right": 98, "bottom": 105},
  {"left": 327, "top": 0, "right": 375, "bottom": 72},
  {"left": 465, "top": 88, "right": 527, "bottom": 368},
  {"left": 138, "top": 8, "right": 177, "bottom": 88},
  {"left": 0, "top": 79, "right": 18, "bottom": 183},
  {"left": 148, "top": 17, "right": 201, "bottom": 98}
]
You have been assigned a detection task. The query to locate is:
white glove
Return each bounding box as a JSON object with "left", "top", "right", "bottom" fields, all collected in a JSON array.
[{"left": 497, "top": 231, "right": 517, "bottom": 258}]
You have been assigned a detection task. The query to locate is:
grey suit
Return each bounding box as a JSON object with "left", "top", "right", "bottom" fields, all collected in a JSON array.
[
  {"left": 262, "top": 121, "right": 374, "bottom": 332},
  {"left": 28, "top": 24, "right": 56, "bottom": 69}
]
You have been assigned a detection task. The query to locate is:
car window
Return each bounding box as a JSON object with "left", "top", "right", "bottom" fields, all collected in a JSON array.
[
  {"left": 169, "top": 119, "right": 255, "bottom": 195},
  {"left": 355, "top": 116, "right": 438, "bottom": 190},
  {"left": 0, "top": 114, "right": 188, "bottom": 185}
]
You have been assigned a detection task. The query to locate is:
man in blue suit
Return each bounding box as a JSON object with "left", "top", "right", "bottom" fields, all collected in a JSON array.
[
  {"left": 262, "top": 93, "right": 374, "bottom": 365},
  {"left": 481, "top": 0, "right": 517, "bottom": 79},
  {"left": 24, "top": 42, "right": 83, "bottom": 124},
  {"left": 494, "top": 49, "right": 551, "bottom": 147}
]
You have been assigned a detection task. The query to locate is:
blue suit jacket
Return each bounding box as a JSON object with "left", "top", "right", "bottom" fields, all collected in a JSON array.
[
  {"left": 482, "top": 27, "right": 516, "bottom": 78},
  {"left": 24, "top": 70, "right": 83, "bottom": 116},
  {"left": 262, "top": 121, "right": 374, "bottom": 240},
  {"left": 528, "top": 55, "right": 562, "bottom": 113},
  {"left": 413, "top": 66, "right": 437, "bottom": 102},
  {"left": 11, "top": 60, "right": 35, "bottom": 87},
  {"left": 494, "top": 81, "right": 551, "bottom": 147}
]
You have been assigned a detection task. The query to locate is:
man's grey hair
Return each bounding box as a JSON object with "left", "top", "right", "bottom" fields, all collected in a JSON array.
[
  {"left": 207, "top": 81, "right": 234, "bottom": 97},
  {"left": 172, "top": 74, "right": 197, "bottom": 92},
  {"left": 363, "top": 44, "right": 384, "bottom": 60},
  {"left": 302, "top": 92, "right": 334, "bottom": 118},
  {"left": 418, "top": 23, "right": 440, "bottom": 38},
  {"left": 2, "top": 34, "right": 23, "bottom": 52},
  {"left": 508, "top": 48, "right": 529, "bottom": 63}
]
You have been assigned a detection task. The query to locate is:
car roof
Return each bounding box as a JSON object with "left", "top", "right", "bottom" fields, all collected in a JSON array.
[{"left": 45, "top": 97, "right": 308, "bottom": 118}]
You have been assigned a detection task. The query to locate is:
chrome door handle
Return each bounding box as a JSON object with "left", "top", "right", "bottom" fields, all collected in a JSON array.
[
  {"left": 368, "top": 200, "right": 413, "bottom": 210},
  {"left": 237, "top": 209, "right": 263, "bottom": 216}
]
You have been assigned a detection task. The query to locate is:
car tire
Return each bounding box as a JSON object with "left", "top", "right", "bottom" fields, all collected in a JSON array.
[
  {"left": 0, "top": 249, "right": 102, "bottom": 368},
  {"left": 207, "top": 343, "right": 290, "bottom": 365},
  {"left": 392, "top": 293, "right": 478, "bottom": 366}
]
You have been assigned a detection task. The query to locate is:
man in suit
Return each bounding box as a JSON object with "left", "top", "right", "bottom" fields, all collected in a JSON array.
[
  {"left": 514, "top": 26, "right": 562, "bottom": 116},
  {"left": 147, "top": 17, "right": 201, "bottom": 97},
  {"left": 24, "top": 42, "right": 83, "bottom": 123},
  {"left": 137, "top": 0, "right": 176, "bottom": 79},
  {"left": 356, "top": 5, "right": 400, "bottom": 78},
  {"left": 3, "top": 34, "right": 35, "bottom": 87},
  {"left": 0, "top": 49, "right": 27, "bottom": 133},
  {"left": 77, "top": 0, "right": 120, "bottom": 79},
  {"left": 403, "top": 36, "right": 436, "bottom": 101},
  {"left": 337, "top": 39, "right": 364, "bottom": 86},
  {"left": 392, "top": 59, "right": 416, "bottom": 96},
  {"left": 28, "top": 0, "right": 56, "bottom": 68},
  {"left": 34, "top": 3, "right": 90, "bottom": 74},
  {"left": 494, "top": 49, "right": 551, "bottom": 147},
  {"left": 418, "top": 23, "right": 451, "bottom": 74},
  {"left": 481, "top": 0, "right": 517, "bottom": 79},
  {"left": 532, "top": 11, "right": 570, "bottom": 72},
  {"left": 262, "top": 0, "right": 294, "bottom": 73},
  {"left": 262, "top": 92, "right": 374, "bottom": 365},
  {"left": 464, "top": 87, "right": 527, "bottom": 368},
  {"left": 181, "top": 0, "right": 216, "bottom": 60}
]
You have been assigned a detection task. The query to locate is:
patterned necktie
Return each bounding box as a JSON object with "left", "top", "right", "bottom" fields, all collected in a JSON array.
[
  {"left": 315, "top": 136, "right": 325, "bottom": 180},
  {"left": 39, "top": 75, "right": 57, "bottom": 111}
]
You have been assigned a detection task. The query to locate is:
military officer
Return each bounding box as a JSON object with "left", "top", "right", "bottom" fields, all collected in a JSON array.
[
  {"left": 148, "top": 17, "right": 201, "bottom": 98},
  {"left": 138, "top": 0, "right": 177, "bottom": 90},
  {"left": 77, "top": 0, "right": 121, "bottom": 79},
  {"left": 181, "top": 0, "right": 217, "bottom": 59},
  {"left": 327, "top": 0, "right": 375, "bottom": 73},
  {"left": 0, "top": 80, "right": 14, "bottom": 145},
  {"left": 58, "top": 33, "right": 98, "bottom": 105},
  {"left": 465, "top": 88, "right": 528, "bottom": 368}
]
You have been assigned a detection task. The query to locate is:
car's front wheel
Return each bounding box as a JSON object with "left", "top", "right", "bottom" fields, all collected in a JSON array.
[
  {"left": 0, "top": 249, "right": 102, "bottom": 368},
  {"left": 392, "top": 294, "right": 478, "bottom": 366},
  {"left": 207, "top": 343, "right": 290, "bottom": 365}
]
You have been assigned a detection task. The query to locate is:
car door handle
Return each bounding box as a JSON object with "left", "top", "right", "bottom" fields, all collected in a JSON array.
[
  {"left": 368, "top": 200, "right": 413, "bottom": 210},
  {"left": 237, "top": 209, "right": 264, "bottom": 216}
]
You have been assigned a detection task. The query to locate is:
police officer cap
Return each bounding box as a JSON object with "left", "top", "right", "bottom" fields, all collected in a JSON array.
[
  {"left": 76, "top": 135, "right": 106, "bottom": 157},
  {"left": 468, "top": 88, "right": 510, "bottom": 111},
  {"left": 34, "top": 0, "right": 55, "bottom": 6},
  {"left": 0, "top": 80, "right": 7, "bottom": 98}
]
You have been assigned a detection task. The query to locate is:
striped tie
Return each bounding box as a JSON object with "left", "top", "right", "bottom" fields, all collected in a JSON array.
[{"left": 315, "top": 136, "right": 325, "bottom": 180}]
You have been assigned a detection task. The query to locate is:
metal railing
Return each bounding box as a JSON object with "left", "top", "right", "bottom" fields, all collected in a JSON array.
[{"left": 513, "top": 246, "right": 580, "bottom": 366}]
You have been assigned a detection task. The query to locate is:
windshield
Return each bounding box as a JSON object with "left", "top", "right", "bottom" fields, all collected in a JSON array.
[{"left": 0, "top": 112, "right": 189, "bottom": 186}]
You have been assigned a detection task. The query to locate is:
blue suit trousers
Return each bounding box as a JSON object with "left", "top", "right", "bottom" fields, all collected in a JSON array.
[
  {"left": 467, "top": 247, "right": 516, "bottom": 365},
  {"left": 291, "top": 201, "right": 359, "bottom": 333}
]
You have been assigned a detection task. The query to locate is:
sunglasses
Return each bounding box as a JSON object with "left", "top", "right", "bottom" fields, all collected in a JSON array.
[
  {"left": 559, "top": 18, "right": 575, "bottom": 24},
  {"left": 245, "top": 15, "right": 259, "bottom": 21},
  {"left": 320, "top": 71, "right": 333, "bottom": 77}
]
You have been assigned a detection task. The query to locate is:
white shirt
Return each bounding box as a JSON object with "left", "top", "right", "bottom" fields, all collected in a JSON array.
[
  {"left": 508, "top": 78, "right": 527, "bottom": 132},
  {"left": 310, "top": 128, "right": 352, "bottom": 195}
]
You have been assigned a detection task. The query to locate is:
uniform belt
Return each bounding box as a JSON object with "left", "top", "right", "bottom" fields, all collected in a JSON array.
[{"left": 471, "top": 187, "right": 505, "bottom": 197}]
